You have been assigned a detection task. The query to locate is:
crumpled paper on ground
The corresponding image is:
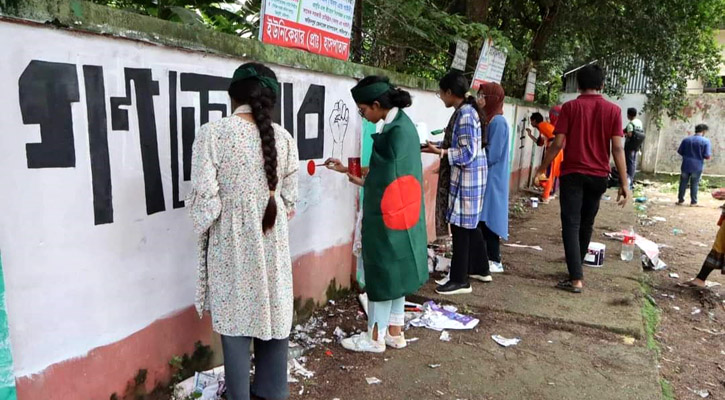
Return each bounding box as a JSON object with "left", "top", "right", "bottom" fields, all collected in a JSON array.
[{"left": 409, "top": 301, "right": 479, "bottom": 331}]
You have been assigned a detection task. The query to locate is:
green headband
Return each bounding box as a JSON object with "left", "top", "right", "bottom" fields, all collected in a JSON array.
[
  {"left": 351, "top": 81, "right": 392, "bottom": 103},
  {"left": 231, "top": 66, "right": 280, "bottom": 95}
]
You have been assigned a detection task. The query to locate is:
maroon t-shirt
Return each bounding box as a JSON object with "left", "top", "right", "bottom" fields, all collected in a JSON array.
[{"left": 555, "top": 94, "right": 623, "bottom": 177}]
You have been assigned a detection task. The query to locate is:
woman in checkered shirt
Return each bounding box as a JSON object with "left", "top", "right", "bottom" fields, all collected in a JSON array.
[{"left": 422, "top": 70, "right": 489, "bottom": 295}]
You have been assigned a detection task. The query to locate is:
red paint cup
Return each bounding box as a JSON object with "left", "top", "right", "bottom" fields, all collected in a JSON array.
[{"left": 348, "top": 157, "right": 362, "bottom": 178}]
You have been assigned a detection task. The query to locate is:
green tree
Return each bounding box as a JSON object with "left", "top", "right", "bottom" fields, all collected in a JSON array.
[{"left": 90, "top": 0, "right": 261, "bottom": 36}]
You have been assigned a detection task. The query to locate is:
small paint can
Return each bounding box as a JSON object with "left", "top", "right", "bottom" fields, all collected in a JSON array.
[
  {"left": 348, "top": 157, "right": 362, "bottom": 178},
  {"left": 584, "top": 242, "right": 606, "bottom": 267},
  {"left": 530, "top": 197, "right": 539, "bottom": 208}
]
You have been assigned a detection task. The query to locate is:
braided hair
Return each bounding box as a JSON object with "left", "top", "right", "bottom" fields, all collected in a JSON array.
[{"left": 228, "top": 63, "right": 279, "bottom": 233}]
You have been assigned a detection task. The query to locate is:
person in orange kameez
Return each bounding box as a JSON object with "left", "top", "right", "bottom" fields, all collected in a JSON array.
[
  {"left": 527, "top": 110, "right": 563, "bottom": 203},
  {"left": 684, "top": 188, "right": 725, "bottom": 288}
]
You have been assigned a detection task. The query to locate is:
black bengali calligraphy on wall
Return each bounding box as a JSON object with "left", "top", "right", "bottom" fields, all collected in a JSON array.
[{"left": 17, "top": 61, "right": 328, "bottom": 226}]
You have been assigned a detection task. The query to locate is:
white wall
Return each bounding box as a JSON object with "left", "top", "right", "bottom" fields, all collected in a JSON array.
[
  {"left": 0, "top": 22, "right": 454, "bottom": 378},
  {"left": 559, "top": 93, "right": 648, "bottom": 129}
]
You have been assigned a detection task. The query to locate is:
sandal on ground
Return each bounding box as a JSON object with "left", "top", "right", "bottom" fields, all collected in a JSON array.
[
  {"left": 556, "top": 280, "right": 582, "bottom": 293},
  {"left": 677, "top": 280, "right": 706, "bottom": 289}
]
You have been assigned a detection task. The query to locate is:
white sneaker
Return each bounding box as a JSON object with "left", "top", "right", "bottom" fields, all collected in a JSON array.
[
  {"left": 435, "top": 274, "right": 451, "bottom": 285},
  {"left": 341, "top": 331, "right": 385, "bottom": 353},
  {"left": 385, "top": 332, "right": 407, "bottom": 349},
  {"left": 470, "top": 274, "right": 493, "bottom": 282},
  {"left": 490, "top": 261, "right": 505, "bottom": 273}
]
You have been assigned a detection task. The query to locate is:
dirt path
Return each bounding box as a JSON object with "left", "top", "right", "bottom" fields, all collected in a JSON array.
[
  {"left": 286, "top": 190, "right": 665, "bottom": 400},
  {"left": 634, "top": 182, "right": 725, "bottom": 400}
]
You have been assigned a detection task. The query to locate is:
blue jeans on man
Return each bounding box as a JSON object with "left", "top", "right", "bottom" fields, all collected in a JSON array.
[{"left": 678, "top": 170, "right": 702, "bottom": 205}]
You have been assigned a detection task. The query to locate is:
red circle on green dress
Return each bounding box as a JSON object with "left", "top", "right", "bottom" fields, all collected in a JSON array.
[
  {"left": 380, "top": 175, "right": 422, "bottom": 230},
  {"left": 307, "top": 160, "right": 316, "bottom": 175}
]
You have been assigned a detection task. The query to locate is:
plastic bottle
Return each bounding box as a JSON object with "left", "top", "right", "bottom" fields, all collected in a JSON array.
[{"left": 621, "top": 227, "right": 635, "bottom": 261}]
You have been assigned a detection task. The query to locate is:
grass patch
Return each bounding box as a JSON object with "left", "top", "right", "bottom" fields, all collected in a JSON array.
[
  {"left": 640, "top": 280, "right": 661, "bottom": 354},
  {"left": 659, "top": 378, "right": 675, "bottom": 400},
  {"left": 640, "top": 277, "right": 674, "bottom": 400}
]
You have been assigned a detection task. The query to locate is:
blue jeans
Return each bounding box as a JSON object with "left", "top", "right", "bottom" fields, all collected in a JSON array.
[{"left": 678, "top": 171, "right": 702, "bottom": 204}]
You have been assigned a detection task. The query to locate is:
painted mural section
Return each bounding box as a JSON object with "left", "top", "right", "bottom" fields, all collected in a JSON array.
[
  {"left": 654, "top": 94, "right": 725, "bottom": 175},
  {"left": 0, "top": 20, "right": 451, "bottom": 392},
  {"left": 0, "top": 18, "right": 550, "bottom": 399},
  {"left": 0, "top": 256, "right": 16, "bottom": 400}
]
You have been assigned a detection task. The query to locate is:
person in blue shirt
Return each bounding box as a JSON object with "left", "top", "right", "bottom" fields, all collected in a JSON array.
[
  {"left": 677, "top": 124, "right": 712, "bottom": 206},
  {"left": 477, "top": 82, "right": 510, "bottom": 273}
]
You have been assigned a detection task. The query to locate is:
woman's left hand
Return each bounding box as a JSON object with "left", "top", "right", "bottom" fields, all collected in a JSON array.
[
  {"left": 421, "top": 141, "right": 442, "bottom": 155},
  {"left": 347, "top": 173, "right": 364, "bottom": 187}
]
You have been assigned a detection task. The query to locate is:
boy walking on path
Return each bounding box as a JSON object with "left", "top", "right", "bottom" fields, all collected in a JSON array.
[
  {"left": 536, "top": 64, "right": 629, "bottom": 294},
  {"left": 678, "top": 124, "right": 712, "bottom": 206},
  {"left": 624, "top": 107, "right": 645, "bottom": 189}
]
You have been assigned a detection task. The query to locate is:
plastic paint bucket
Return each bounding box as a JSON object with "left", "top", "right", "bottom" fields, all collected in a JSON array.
[
  {"left": 584, "top": 242, "right": 606, "bottom": 267},
  {"left": 530, "top": 197, "right": 539, "bottom": 208}
]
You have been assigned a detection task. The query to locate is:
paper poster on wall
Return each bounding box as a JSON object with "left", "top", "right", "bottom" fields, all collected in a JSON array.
[
  {"left": 259, "top": 0, "right": 356, "bottom": 60},
  {"left": 450, "top": 39, "right": 468, "bottom": 71},
  {"left": 524, "top": 68, "right": 536, "bottom": 102},
  {"left": 471, "top": 38, "right": 507, "bottom": 89}
]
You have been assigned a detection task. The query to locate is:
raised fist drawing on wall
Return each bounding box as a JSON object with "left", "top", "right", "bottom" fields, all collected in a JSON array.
[{"left": 329, "top": 100, "right": 350, "bottom": 159}]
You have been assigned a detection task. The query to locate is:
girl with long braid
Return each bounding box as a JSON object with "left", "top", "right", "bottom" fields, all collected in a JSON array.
[{"left": 188, "top": 63, "right": 299, "bottom": 400}]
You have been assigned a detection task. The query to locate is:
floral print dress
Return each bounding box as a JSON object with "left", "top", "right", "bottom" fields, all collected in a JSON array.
[{"left": 188, "top": 116, "right": 299, "bottom": 339}]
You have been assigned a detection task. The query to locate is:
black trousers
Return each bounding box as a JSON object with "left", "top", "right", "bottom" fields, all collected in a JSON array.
[
  {"left": 450, "top": 224, "right": 489, "bottom": 284},
  {"left": 479, "top": 222, "right": 501, "bottom": 263},
  {"left": 559, "top": 174, "right": 608, "bottom": 281},
  {"left": 625, "top": 149, "right": 637, "bottom": 189},
  {"left": 222, "top": 335, "right": 289, "bottom": 400}
]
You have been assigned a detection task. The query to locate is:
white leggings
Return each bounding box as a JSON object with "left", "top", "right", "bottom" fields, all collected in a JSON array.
[{"left": 368, "top": 296, "right": 405, "bottom": 337}]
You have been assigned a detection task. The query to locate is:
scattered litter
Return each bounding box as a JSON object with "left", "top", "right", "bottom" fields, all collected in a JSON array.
[
  {"left": 652, "top": 216, "right": 667, "bottom": 222},
  {"left": 673, "top": 228, "right": 684, "bottom": 236},
  {"left": 706, "top": 281, "right": 721, "bottom": 288},
  {"left": 635, "top": 196, "right": 647, "bottom": 203},
  {"left": 439, "top": 331, "right": 451, "bottom": 342},
  {"left": 427, "top": 248, "right": 438, "bottom": 273},
  {"left": 174, "top": 366, "right": 225, "bottom": 399},
  {"left": 436, "top": 256, "right": 451, "bottom": 273},
  {"left": 622, "top": 336, "right": 636, "bottom": 345},
  {"left": 289, "top": 358, "right": 314, "bottom": 379},
  {"left": 298, "top": 386, "right": 304, "bottom": 395},
  {"left": 491, "top": 335, "right": 521, "bottom": 347},
  {"left": 691, "top": 241, "right": 708, "bottom": 247},
  {"left": 688, "top": 388, "right": 710, "bottom": 398},
  {"left": 672, "top": 306, "right": 681, "bottom": 311},
  {"left": 428, "top": 364, "right": 441, "bottom": 369},
  {"left": 328, "top": 299, "right": 336, "bottom": 306},
  {"left": 442, "top": 305, "right": 458, "bottom": 313},
  {"left": 406, "top": 337, "right": 419, "bottom": 343},
  {"left": 409, "top": 301, "right": 480, "bottom": 331},
  {"left": 604, "top": 231, "right": 667, "bottom": 270},
  {"left": 547, "top": 340, "right": 554, "bottom": 344},
  {"left": 333, "top": 326, "right": 346, "bottom": 341},
  {"left": 503, "top": 243, "right": 543, "bottom": 251},
  {"left": 669, "top": 273, "right": 680, "bottom": 279},
  {"left": 435, "top": 274, "right": 450, "bottom": 286},
  {"left": 436, "top": 390, "right": 445, "bottom": 396},
  {"left": 366, "top": 377, "right": 382, "bottom": 385},
  {"left": 602, "top": 194, "right": 611, "bottom": 201},
  {"left": 692, "top": 308, "right": 702, "bottom": 315}
]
